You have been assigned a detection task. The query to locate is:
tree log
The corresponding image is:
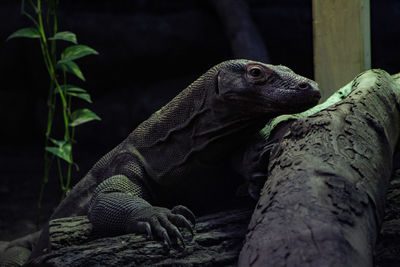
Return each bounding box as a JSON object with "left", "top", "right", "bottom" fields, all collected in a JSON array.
[
  {"left": 27, "top": 174, "right": 400, "bottom": 266},
  {"left": 32, "top": 209, "right": 252, "bottom": 266},
  {"left": 239, "top": 70, "right": 400, "bottom": 266}
]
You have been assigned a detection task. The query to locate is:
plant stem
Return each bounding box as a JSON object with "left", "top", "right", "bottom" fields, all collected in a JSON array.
[
  {"left": 37, "top": 0, "right": 70, "bottom": 142},
  {"left": 57, "top": 157, "right": 65, "bottom": 189},
  {"left": 64, "top": 69, "right": 73, "bottom": 199},
  {"left": 36, "top": 0, "right": 56, "bottom": 227},
  {"left": 36, "top": 0, "right": 72, "bottom": 225},
  {"left": 65, "top": 126, "right": 75, "bottom": 197}
]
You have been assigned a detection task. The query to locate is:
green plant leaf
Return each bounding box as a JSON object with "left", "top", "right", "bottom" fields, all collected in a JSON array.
[
  {"left": 7, "top": 27, "right": 40, "bottom": 41},
  {"left": 58, "top": 45, "right": 99, "bottom": 64},
  {"left": 54, "top": 85, "right": 92, "bottom": 103},
  {"left": 49, "top": 31, "right": 78, "bottom": 44},
  {"left": 70, "top": 108, "right": 101, "bottom": 127},
  {"left": 66, "top": 87, "right": 86, "bottom": 93},
  {"left": 57, "top": 60, "right": 85, "bottom": 81},
  {"left": 46, "top": 139, "right": 72, "bottom": 163},
  {"left": 49, "top": 138, "right": 66, "bottom": 147},
  {"left": 68, "top": 92, "right": 92, "bottom": 103},
  {"left": 56, "top": 85, "right": 87, "bottom": 93}
]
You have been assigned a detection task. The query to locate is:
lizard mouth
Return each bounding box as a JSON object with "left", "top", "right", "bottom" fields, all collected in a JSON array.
[
  {"left": 220, "top": 86, "right": 321, "bottom": 114},
  {"left": 301, "top": 87, "right": 321, "bottom": 105},
  {"left": 290, "top": 85, "right": 321, "bottom": 106}
]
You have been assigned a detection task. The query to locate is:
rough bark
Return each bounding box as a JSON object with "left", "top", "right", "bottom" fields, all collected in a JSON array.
[
  {"left": 32, "top": 209, "right": 252, "bottom": 266},
  {"left": 375, "top": 167, "right": 400, "bottom": 267},
  {"left": 238, "top": 70, "right": 400, "bottom": 266},
  {"left": 26, "top": 173, "right": 400, "bottom": 267},
  {"left": 209, "top": 0, "right": 270, "bottom": 62}
]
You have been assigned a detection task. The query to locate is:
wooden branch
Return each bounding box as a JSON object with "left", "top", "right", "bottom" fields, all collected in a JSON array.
[
  {"left": 238, "top": 70, "right": 400, "bottom": 266},
  {"left": 209, "top": 0, "right": 270, "bottom": 62},
  {"left": 32, "top": 209, "right": 252, "bottom": 266}
]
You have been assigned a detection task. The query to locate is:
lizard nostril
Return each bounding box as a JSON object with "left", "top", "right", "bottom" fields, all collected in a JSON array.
[{"left": 298, "top": 82, "right": 310, "bottom": 90}]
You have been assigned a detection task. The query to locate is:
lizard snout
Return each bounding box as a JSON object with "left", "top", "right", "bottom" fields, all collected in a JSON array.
[
  {"left": 300, "top": 82, "right": 321, "bottom": 101},
  {"left": 310, "top": 87, "right": 321, "bottom": 100}
]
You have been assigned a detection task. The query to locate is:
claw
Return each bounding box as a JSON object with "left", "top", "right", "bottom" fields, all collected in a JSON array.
[
  {"left": 176, "top": 230, "right": 185, "bottom": 248},
  {"left": 142, "top": 222, "right": 153, "bottom": 239},
  {"left": 150, "top": 217, "right": 172, "bottom": 248},
  {"left": 183, "top": 218, "right": 194, "bottom": 237},
  {"left": 128, "top": 221, "right": 153, "bottom": 239},
  {"left": 171, "top": 205, "right": 196, "bottom": 225},
  {"left": 161, "top": 230, "right": 172, "bottom": 249},
  {"left": 125, "top": 204, "right": 195, "bottom": 248},
  {"left": 168, "top": 214, "right": 194, "bottom": 237},
  {"left": 159, "top": 217, "right": 186, "bottom": 247},
  {"left": 260, "top": 139, "right": 276, "bottom": 156}
]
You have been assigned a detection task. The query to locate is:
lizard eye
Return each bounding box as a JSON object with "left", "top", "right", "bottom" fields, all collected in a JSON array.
[{"left": 249, "top": 66, "right": 263, "bottom": 78}]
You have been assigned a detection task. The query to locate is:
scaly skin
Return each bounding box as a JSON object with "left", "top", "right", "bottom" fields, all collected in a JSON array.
[{"left": 5, "top": 59, "right": 321, "bottom": 265}]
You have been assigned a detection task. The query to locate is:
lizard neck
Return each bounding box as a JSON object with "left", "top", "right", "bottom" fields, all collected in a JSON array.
[
  {"left": 130, "top": 65, "right": 218, "bottom": 149},
  {"left": 129, "top": 64, "right": 270, "bottom": 185}
]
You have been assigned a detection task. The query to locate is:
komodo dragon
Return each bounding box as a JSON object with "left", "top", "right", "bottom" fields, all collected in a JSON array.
[{"left": 1, "top": 59, "right": 320, "bottom": 265}]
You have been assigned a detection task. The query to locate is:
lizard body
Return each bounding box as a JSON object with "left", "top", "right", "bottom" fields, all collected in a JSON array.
[{"left": 4, "top": 59, "right": 321, "bottom": 264}]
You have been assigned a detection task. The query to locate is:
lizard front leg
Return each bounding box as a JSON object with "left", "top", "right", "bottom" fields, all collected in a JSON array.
[
  {"left": 88, "top": 171, "right": 195, "bottom": 247},
  {"left": 232, "top": 134, "right": 276, "bottom": 200}
]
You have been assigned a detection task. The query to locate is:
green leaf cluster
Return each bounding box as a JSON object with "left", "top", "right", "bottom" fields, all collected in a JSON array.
[
  {"left": 56, "top": 44, "right": 99, "bottom": 81},
  {"left": 58, "top": 85, "right": 93, "bottom": 103},
  {"left": 7, "top": 25, "right": 101, "bottom": 135},
  {"left": 8, "top": 28, "right": 98, "bottom": 82},
  {"left": 7, "top": 0, "right": 102, "bottom": 209}
]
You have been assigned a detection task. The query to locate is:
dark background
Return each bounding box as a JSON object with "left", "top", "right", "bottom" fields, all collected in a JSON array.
[{"left": 0, "top": 0, "right": 399, "bottom": 241}]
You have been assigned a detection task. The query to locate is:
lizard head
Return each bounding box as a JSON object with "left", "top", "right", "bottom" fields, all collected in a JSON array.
[{"left": 216, "top": 60, "right": 321, "bottom": 116}]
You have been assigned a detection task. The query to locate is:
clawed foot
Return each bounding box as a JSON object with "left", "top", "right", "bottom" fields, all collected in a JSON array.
[
  {"left": 243, "top": 140, "right": 275, "bottom": 199},
  {"left": 126, "top": 204, "right": 195, "bottom": 248}
]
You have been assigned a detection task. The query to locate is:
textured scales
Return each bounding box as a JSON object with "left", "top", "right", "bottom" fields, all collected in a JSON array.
[{"left": 23, "top": 59, "right": 320, "bottom": 262}]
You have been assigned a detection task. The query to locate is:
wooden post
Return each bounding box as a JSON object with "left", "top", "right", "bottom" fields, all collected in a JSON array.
[{"left": 313, "top": 0, "right": 371, "bottom": 101}]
